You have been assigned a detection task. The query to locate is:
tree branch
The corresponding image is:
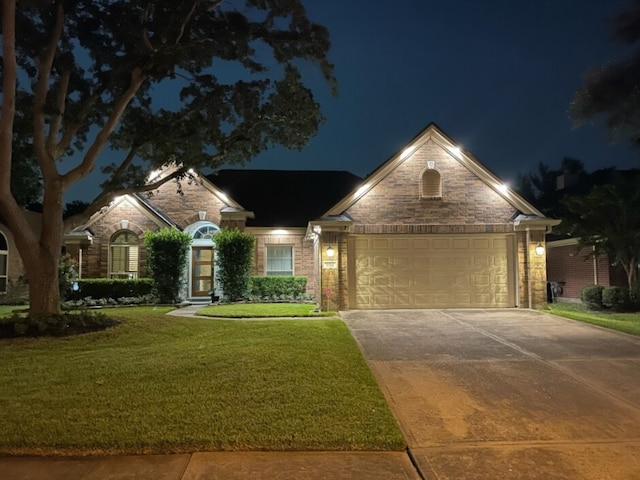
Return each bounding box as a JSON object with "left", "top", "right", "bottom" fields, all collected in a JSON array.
[
  {"left": 54, "top": 89, "right": 102, "bottom": 158},
  {"left": 61, "top": 68, "right": 147, "bottom": 189},
  {"left": 175, "top": 1, "right": 199, "bottom": 45},
  {"left": 112, "top": 145, "right": 139, "bottom": 181},
  {"left": 33, "top": 0, "right": 65, "bottom": 177},
  {"left": 46, "top": 70, "right": 70, "bottom": 153}
]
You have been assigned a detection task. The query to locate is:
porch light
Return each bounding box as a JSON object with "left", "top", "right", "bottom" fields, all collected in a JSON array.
[
  {"left": 326, "top": 245, "right": 335, "bottom": 257},
  {"left": 535, "top": 244, "right": 545, "bottom": 256}
]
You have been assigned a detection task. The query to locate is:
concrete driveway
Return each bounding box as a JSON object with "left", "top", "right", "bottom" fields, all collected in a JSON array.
[{"left": 342, "top": 309, "right": 640, "bottom": 480}]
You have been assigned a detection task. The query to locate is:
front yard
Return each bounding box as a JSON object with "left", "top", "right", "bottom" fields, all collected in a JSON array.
[
  {"left": 0, "top": 307, "right": 405, "bottom": 455},
  {"left": 545, "top": 302, "right": 640, "bottom": 336}
]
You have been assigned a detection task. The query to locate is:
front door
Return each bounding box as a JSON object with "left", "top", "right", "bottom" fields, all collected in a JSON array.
[{"left": 192, "top": 247, "right": 214, "bottom": 297}]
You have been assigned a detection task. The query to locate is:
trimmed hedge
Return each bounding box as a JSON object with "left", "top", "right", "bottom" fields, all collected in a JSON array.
[
  {"left": 602, "top": 286, "right": 632, "bottom": 312},
  {"left": 581, "top": 285, "right": 604, "bottom": 310},
  {"left": 248, "top": 276, "right": 307, "bottom": 299},
  {"left": 68, "top": 278, "right": 154, "bottom": 301}
]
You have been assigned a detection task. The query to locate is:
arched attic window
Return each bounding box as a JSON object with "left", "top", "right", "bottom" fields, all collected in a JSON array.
[{"left": 421, "top": 169, "right": 442, "bottom": 199}]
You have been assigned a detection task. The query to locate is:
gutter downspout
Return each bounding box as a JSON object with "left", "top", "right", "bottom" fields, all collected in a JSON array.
[{"left": 526, "top": 227, "right": 532, "bottom": 309}]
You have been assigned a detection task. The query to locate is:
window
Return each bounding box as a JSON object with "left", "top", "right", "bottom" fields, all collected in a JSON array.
[
  {"left": 0, "top": 232, "right": 7, "bottom": 293},
  {"left": 421, "top": 169, "right": 442, "bottom": 199},
  {"left": 266, "top": 246, "right": 293, "bottom": 275},
  {"left": 110, "top": 230, "right": 139, "bottom": 279},
  {"left": 193, "top": 224, "right": 219, "bottom": 240}
]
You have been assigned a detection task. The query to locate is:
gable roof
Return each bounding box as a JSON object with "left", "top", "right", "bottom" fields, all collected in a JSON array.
[
  {"left": 208, "top": 170, "right": 362, "bottom": 227},
  {"left": 324, "top": 122, "right": 547, "bottom": 219}
]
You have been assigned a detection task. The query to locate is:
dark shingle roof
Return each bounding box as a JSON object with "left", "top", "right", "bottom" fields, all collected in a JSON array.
[{"left": 208, "top": 170, "right": 362, "bottom": 227}]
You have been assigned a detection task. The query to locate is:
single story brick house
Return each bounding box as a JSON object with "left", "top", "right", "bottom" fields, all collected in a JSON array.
[
  {"left": 62, "top": 123, "right": 558, "bottom": 310},
  {"left": 546, "top": 238, "right": 627, "bottom": 302}
]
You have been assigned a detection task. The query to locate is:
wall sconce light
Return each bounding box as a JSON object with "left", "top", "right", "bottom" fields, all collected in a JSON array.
[
  {"left": 535, "top": 244, "right": 545, "bottom": 256},
  {"left": 326, "top": 245, "right": 335, "bottom": 257}
]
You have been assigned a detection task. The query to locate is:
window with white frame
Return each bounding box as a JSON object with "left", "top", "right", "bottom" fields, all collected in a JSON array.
[
  {"left": 0, "top": 232, "right": 7, "bottom": 293},
  {"left": 266, "top": 245, "right": 293, "bottom": 275},
  {"left": 110, "top": 230, "right": 139, "bottom": 279}
]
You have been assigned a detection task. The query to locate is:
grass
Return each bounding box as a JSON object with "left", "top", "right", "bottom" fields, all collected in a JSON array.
[
  {"left": 0, "top": 306, "right": 405, "bottom": 456},
  {"left": 544, "top": 302, "right": 640, "bottom": 336},
  {"left": 196, "top": 303, "right": 337, "bottom": 318},
  {"left": 0, "top": 305, "right": 28, "bottom": 315}
]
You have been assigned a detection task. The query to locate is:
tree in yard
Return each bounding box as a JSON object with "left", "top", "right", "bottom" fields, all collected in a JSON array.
[
  {"left": 560, "top": 174, "right": 640, "bottom": 289},
  {"left": 214, "top": 228, "right": 254, "bottom": 302},
  {"left": 515, "top": 157, "right": 587, "bottom": 216},
  {"left": 0, "top": 0, "right": 335, "bottom": 316},
  {"left": 144, "top": 228, "right": 191, "bottom": 304},
  {"left": 570, "top": 0, "right": 640, "bottom": 147}
]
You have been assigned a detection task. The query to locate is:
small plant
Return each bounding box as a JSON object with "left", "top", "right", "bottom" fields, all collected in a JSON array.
[
  {"left": 581, "top": 285, "right": 605, "bottom": 310},
  {"left": 602, "top": 286, "right": 632, "bottom": 312},
  {"left": 58, "top": 254, "right": 79, "bottom": 301}
]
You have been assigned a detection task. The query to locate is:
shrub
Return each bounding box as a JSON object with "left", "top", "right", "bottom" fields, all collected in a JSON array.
[
  {"left": 215, "top": 228, "right": 255, "bottom": 301},
  {"left": 581, "top": 285, "right": 604, "bottom": 310},
  {"left": 0, "top": 312, "right": 120, "bottom": 338},
  {"left": 68, "top": 278, "right": 154, "bottom": 300},
  {"left": 248, "top": 276, "right": 308, "bottom": 300},
  {"left": 145, "top": 228, "right": 192, "bottom": 303},
  {"left": 58, "top": 254, "right": 79, "bottom": 301},
  {"left": 602, "top": 286, "right": 633, "bottom": 312}
]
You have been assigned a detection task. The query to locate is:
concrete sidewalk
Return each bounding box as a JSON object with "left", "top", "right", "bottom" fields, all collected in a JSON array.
[{"left": 1, "top": 451, "right": 422, "bottom": 480}]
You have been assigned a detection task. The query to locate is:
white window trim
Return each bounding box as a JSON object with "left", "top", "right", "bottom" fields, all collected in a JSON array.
[
  {"left": 109, "top": 230, "right": 139, "bottom": 279},
  {"left": 265, "top": 244, "right": 294, "bottom": 276}
]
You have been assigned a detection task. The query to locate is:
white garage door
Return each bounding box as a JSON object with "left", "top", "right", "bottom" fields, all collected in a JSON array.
[{"left": 349, "top": 234, "right": 515, "bottom": 309}]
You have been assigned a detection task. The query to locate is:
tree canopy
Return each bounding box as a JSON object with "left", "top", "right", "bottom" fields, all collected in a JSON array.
[
  {"left": 570, "top": 0, "right": 640, "bottom": 147},
  {"left": 0, "top": 0, "right": 336, "bottom": 316},
  {"left": 560, "top": 174, "right": 640, "bottom": 288}
]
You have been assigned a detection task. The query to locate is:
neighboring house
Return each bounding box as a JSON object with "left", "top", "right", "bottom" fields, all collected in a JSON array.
[
  {"left": 0, "top": 211, "right": 42, "bottom": 303},
  {"left": 65, "top": 122, "right": 557, "bottom": 309},
  {"left": 546, "top": 238, "right": 627, "bottom": 302}
]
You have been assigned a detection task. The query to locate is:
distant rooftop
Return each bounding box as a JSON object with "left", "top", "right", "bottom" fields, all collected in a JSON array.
[{"left": 208, "top": 170, "right": 362, "bottom": 227}]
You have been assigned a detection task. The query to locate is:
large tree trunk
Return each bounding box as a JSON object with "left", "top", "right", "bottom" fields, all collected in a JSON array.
[{"left": 22, "top": 246, "right": 61, "bottom": 317}]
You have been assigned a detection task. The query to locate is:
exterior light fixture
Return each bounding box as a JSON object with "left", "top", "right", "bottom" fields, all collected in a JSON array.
[
  {"left": 326, "top": 245, "right": 335, "bottom": 257},
  {"left": 535, "top": 244, "right": 545, "bottom": 256}
]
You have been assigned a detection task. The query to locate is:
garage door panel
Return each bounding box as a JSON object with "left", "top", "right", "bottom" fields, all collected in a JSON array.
[{"left": 351, "top": 234, "right": 514, "bottom": 309}]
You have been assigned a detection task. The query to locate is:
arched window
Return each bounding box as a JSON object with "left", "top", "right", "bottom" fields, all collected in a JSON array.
[
  {"left": 110, "top": 230, "right": 139, "bottom": 279},
  {"left": 0, "top": 231, "right": 7, "bottom": 293},
  {"left": 193, "top": 224, "right": 219, "bottom": 240},
  {"left": 421, "top": 169, "right": 442, "bottom": 199}
]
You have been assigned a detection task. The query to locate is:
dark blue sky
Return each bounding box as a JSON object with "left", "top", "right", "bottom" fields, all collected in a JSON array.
[
  {"left": 249, "top": 0, "right": 638, "bottom": 180},
  {"left": 67, "top": 0, "right": 638, "bottom": 200}
]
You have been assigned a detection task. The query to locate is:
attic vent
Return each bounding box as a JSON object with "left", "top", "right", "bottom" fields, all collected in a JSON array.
[{"left": 421, "top": 169, "right": 442, "bottom": 199}]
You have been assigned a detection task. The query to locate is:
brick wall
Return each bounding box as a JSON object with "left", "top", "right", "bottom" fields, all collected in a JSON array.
[
  {"left": 144, "top": 177, "right": 227, "bottom": 229},
  {"left": 547, "top": 243, "right": 611, "bottom": 300},
  {"left": 346, "top": 139, "right": 517, "bottom": 224},
  {"left": 252, "top": 232, "right": 316, "bottom": 295},
  {"left": 82, "top": 197, "right": 160, "bottom": 278},
  {"left": 516, "top": 230, "right": 547, "bottom": 308}
]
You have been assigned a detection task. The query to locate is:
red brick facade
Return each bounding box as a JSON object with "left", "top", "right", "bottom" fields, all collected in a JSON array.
[
  {"left": 547, "top": 241, "right": 626, "bottom": 301},
  {"left": 64, "top": 124, "right": 555, "bottom": 309}
]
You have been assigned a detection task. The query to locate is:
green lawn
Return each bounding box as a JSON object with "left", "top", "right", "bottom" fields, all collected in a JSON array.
[
  {"left": 0, "top": 305, "right": 28, "bottom": 315},
  {"left": 0, "top": 307, "right": 405, "bottom": 456},
  {"left": 197, "top": 303, "right": 337, "bottom": 318},
  {"left": 544, "top": 302, "right": 640, "bottom": 336}
]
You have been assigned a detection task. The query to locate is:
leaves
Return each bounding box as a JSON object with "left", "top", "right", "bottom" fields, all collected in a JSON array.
[
  {"left": 560, "top": 174, "right": 640, "bottom": 286},
  {"left": 570, "top": 1, "right": 640, "bottom": 147}
]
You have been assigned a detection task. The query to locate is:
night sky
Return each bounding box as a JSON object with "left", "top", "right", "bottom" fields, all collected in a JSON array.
[
  {"left": 66, "top": 0, "right": 638, "bottom": 200},
  {"left": 249, "top": 0, "right": 638, "bottom": 179}
]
